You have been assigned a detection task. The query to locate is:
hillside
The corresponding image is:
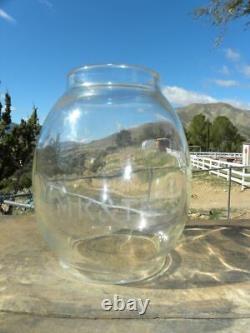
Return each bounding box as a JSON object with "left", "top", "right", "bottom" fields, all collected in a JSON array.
[{"left": 176, "top": 103, "right": 250, "bottom": 140}]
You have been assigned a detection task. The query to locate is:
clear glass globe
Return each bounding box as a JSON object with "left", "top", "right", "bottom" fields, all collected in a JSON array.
[{"left": 33, "top": 64, "right": 190, "bottom": 284}]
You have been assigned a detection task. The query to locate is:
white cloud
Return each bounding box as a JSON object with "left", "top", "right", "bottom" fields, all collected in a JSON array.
[
  {"left": 0, "top": 8, "right": 16, "bottom": 23},
  {"left": 213, "top": 79, "right": 238, "bottom": 87},
  {"left": 225, "top": 48, "right": 240, "bottom": 61},
  {"left": 162, "top": 85, "right": 250, "bottom": 110},
  {"left": 38, "top": 0, "right": 53, "bottom": 8},
  {"left": 224, "top": 99, "right": 250, "bottom": 110},
  {"left": 219, "top": 65, "right": 230, "bottom": 75},
  {"left": 241, "top": 65, "right": 250, "bottom": 78},
  {"left": 163, "top": 86, "right": 217, "bottom": 106}
]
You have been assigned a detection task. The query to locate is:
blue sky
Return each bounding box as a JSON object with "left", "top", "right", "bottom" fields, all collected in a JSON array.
[{"left": 0, "top": 0, "right": 250, "bottom": 124}]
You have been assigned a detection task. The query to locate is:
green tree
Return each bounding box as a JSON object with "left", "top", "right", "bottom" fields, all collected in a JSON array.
[
  {"left": 90, "top": 151, "right": 107, "bottom": 173},
  {"left": 210, "top": 115, "right": 244, "bottom": 151},
  {"left": 116, "top": 129, "right": 132, "bottom": 147},
  {"left": 0, "top": 102, "right": 2, "bottom": 121},
  {"left": 195, "top": 0, "right": 250, "bottom": 26},
  {"left": 0, "top": 94, "right": 41, "bottom": 191},
  {"left": 194, "top": 0, "right": 250, "bottom": 42},
  {"left": 140, "top": 124, "right": 166, "bottom": 142},
  {"left": 1, "top": 93, "right": 12, "bottom": 127},
  {"left": 187, "top": 114, "right": 211, "bottom": 151},
  {"left": 0, "top": 93, "right": 15, "bottom": 182},
  {"left": 28, "top": 106, "right": 41, "bottom": 137},
  {"left": 12, "top": 120, "right": 30, "bottom": 166},
  {"left": 13, "top": 111, "right": 41, "bottom": 170}
]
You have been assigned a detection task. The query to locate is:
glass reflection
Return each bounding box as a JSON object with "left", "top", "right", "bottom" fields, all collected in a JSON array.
[{"left": 123, "top": 160, "right": 132, "bottom": 181}]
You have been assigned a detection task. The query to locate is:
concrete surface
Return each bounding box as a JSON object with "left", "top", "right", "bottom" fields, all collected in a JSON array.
[{"left": 0, "top": 215, "right": 249, "bottom": 332}]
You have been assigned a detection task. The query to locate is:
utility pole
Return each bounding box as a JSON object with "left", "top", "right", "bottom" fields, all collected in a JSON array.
[{"left": 207, "top": 121, "right": 211, "bottom": 152}]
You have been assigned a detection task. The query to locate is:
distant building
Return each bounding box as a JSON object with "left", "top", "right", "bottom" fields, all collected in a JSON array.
[{"left": 156, "top": 138, "right": 170, "bottom": 151}]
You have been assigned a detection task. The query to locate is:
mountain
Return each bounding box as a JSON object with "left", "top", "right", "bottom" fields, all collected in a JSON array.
[{"left": 176, "top": 103, "right": 250, "bottom": 140}]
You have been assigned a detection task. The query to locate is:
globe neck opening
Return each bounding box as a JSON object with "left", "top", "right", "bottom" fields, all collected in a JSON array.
[{"left": 68, "top": 64, "right": 160, "bottom": 90}]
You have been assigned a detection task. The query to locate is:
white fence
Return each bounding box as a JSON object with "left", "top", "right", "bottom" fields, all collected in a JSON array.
[
  {"left": 191, "top": 151, "right": 242, "bottom": 158},
  {"left": 191, "top": 154, "right": 250, "bottom": 188}
]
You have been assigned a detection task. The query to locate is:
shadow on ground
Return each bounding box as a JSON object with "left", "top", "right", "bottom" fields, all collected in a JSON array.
[{"left": 131, "top": 226, "right": 250, "bottom": 290}]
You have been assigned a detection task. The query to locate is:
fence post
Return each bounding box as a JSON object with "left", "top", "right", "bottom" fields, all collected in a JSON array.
[
  {"left": 227, "top": 166, "right": 232, "bottom": 222},
  {"left": 217, "top": 160, "right": 220, "bottom": 177},
  {"left": 241, "top": 167, "right": 245, "bottom": 191}
]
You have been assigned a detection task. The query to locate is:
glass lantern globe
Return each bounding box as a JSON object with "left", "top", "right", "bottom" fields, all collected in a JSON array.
[{"left": 33, "top": 64, "right": 190, "bottom": 284}]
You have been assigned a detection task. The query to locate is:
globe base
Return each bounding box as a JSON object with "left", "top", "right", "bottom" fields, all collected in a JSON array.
[{"left": 59, "top": 254, "right": 171, "bottom": 285}]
